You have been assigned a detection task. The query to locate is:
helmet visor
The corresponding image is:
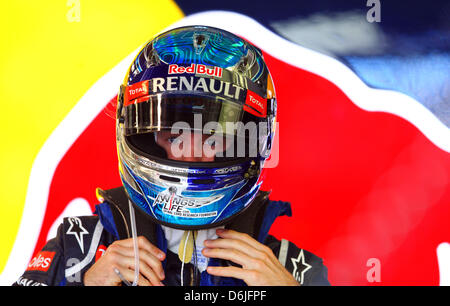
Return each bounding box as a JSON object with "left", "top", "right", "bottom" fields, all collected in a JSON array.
[
  {"left": 121, "top": 93, "right": 268, "bottom": 162},
  {"left": 122, "top": 92, "right": 265, "bottom": 136}
]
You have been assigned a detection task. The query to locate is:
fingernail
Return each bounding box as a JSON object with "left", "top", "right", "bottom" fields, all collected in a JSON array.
[
  {"left": 158, "top": 252, "right": 165, "bottom": 260},
  {"left": 216, "top": 228, "right": 225, "bottom": 234},
  {"left": 202, "top": 248, "right": 210, "bottom": 254}
]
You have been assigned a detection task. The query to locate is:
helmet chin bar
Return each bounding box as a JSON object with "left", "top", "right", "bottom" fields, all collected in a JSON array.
[
  {"left": 117, "top": 127, "right": 262, "bottom": 229},
  {"left": 120, "top": 158, "right": 263, "bottom": 231},
  {"left": 128, "top": 195, "right": 258, "bottom": 231}
]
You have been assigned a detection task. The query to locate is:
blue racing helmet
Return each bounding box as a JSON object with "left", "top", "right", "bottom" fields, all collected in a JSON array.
[{"left": 116, "top": 25, "right": 277, "bottom": 229}]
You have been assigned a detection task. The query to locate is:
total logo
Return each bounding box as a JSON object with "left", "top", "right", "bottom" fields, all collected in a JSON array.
[
  {"left": 127, "top": 81, "right": 149, "bottom": 101},
  {"left": 26, "top": 251, "right": 56, "bottom": 272},
  {"left": 244, "top": 90, "right": 267, "bottom": 118},
  {"left": 168, "top": 63, "right": 223, "bottom": 78}
]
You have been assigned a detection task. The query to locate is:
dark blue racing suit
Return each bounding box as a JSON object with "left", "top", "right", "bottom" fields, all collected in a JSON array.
[{"left": 13, "top": 187, "right": 330, "bottom": 286}]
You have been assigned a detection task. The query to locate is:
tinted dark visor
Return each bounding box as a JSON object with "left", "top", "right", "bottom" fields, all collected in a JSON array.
[
  {"left": 123, "top": 93, "right": 265, "bottom": 137},
  {"left": 122, "top": 93, "right": 268, "bottom": 161}
]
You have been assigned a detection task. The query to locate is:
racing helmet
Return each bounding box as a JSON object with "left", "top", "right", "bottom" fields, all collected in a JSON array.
[{"left": 116, "top": 25, "right": 277, "bottom": 230}]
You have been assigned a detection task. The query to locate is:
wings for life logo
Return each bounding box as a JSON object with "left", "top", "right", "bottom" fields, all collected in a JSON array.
[{"left": 153, "top": 186, "right": 223, "bottom": 218}]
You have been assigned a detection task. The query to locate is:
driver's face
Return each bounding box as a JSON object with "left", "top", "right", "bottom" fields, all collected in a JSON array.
[{"left": 155, "top": 130, "right": 231, "bottom": 162}]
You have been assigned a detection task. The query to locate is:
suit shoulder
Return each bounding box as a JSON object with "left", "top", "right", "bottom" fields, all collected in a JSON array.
[{"left": 265, "top": 235, "right": 331, "bottom": 286}]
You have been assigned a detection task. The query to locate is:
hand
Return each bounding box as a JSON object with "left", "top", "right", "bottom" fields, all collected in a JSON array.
[
  {"left": 202, "top": 229, "right": 299, "bottom": 286},
  {"left": 83, "top": 236, "right": 166, "bottom": 286}
]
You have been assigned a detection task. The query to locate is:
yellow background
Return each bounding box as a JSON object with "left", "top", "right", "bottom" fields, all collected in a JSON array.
[{"left": 0, "top": 0, "right": 183, "bottom": 273}]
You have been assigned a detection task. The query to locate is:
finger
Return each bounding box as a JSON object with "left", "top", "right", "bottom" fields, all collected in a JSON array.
[
  {"left": 207, "top": 266, "right": 257, "bottom": 285},
  {"left": 215, "top": 229, "right": 268, "bottom": 253},
  {"left": 113, "top": 267, "right": 132, "bottom": 286},
  {"left": 110, "top": 244, "right": 165, "bottom": 281},
  {"left": 204, "top": 237, "right": 262, "bottom": 259},
  {"left": 114, "top": 266, "right": 152, "bottom": 286},
  {"left": 116, "top": 236, "right": 166, "bottom": 261},
  {"left": 118, "top": 255, "right": 164, "bottom": 286},
  {"left": 216, "top": 229, "right": 283, "bottom": 267},
  {"left": 202, "top": 247, "right": 252, "bottom": 268}
]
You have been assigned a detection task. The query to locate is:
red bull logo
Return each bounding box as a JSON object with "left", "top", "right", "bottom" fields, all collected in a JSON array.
[{"left": 168, "top": 63, "right": 223, "bottom": 78}]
